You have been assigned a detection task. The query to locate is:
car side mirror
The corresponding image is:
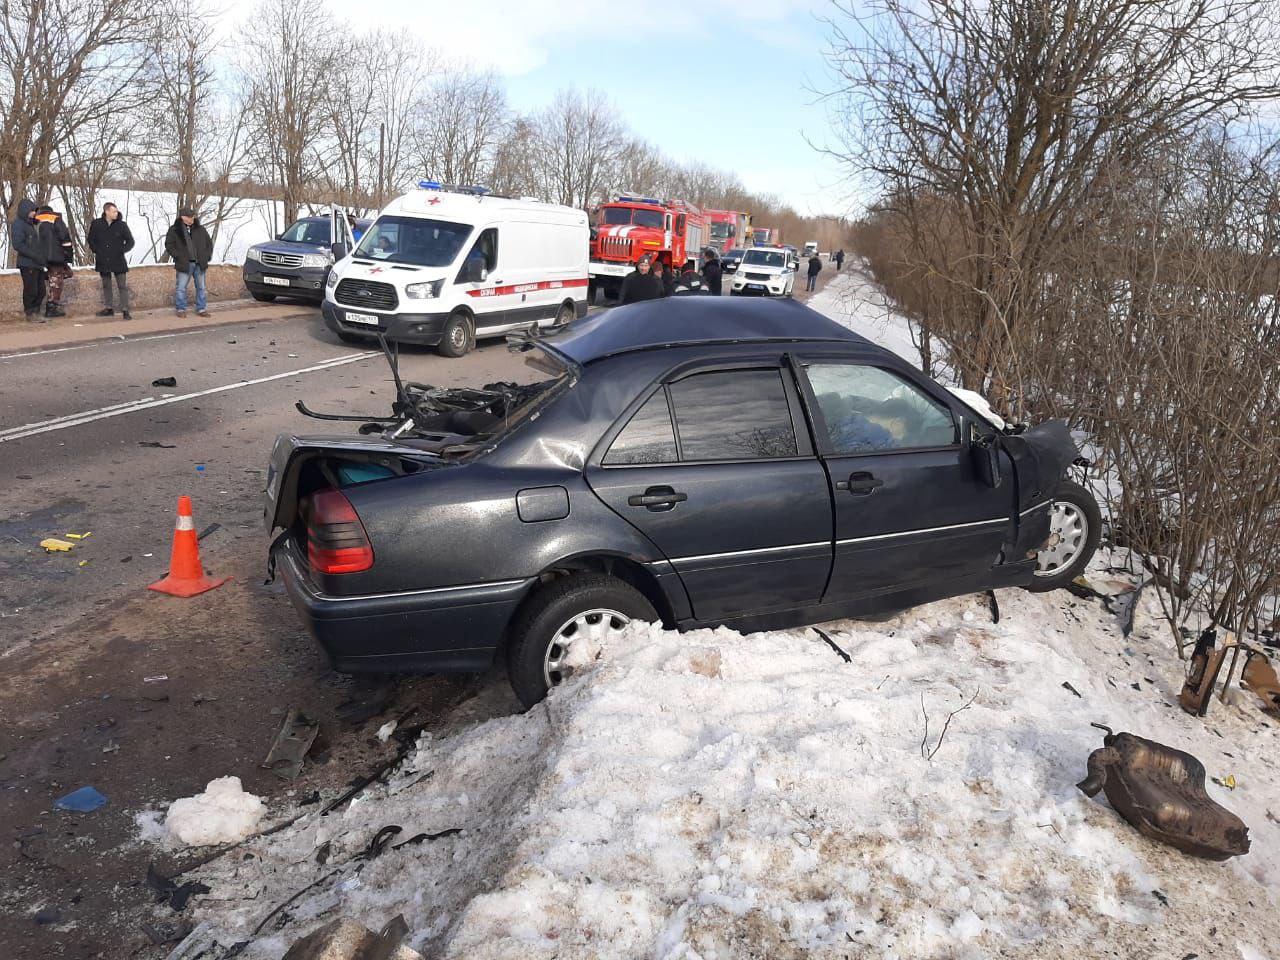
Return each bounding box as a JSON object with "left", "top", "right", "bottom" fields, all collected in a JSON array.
[
  {"left": 331, "top": 242, "right": 347, "bottom": 260},
  {"left": 971, "top": 432, "right": 1002, "bottom": 488},
  {"left": 480, "top": 268, "right": 489, "bottom": 281}
]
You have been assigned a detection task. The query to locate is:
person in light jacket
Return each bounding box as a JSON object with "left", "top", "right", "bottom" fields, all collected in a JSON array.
[
  {"left": 86, "top": 202, "right": 135, "bottom": 319},
  {"left": 164, "top": 207, "right": 214, "bottom": 317}
]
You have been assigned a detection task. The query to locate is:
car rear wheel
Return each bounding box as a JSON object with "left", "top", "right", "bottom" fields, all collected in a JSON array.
[
  {"left": 251, "top": 291, "right": 276, "bottom": 302},
  {"left": 1026, "top": 480, "right": 1102, "bottom": 593},
  {"left": 438, "top": 311, "right": 473, "bottom": 358},
  {"left": 506, "top": 573, "right": 657, "bottom": 709}
]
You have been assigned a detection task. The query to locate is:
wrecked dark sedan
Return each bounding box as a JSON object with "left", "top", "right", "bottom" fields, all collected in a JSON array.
[{"left": 265, "top": 298, "right": 1099, "bottom": 707}]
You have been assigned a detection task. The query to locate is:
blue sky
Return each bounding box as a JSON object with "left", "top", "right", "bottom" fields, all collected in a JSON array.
[{"left": 344, "top": 0, "right": 856, "bottom": 217}]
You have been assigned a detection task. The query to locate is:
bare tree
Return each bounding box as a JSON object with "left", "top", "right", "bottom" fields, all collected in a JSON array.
[
  {"left": 0, "top": 0, "right": 156, "bottom": 263},
  {"left": 415, "top": 67, "right": 509, "bottom": 188},
  {"left": 531, "top": 88, "right": 625, "bottom": 208},
  {"left": 238, "top": 0, "right": 343, "bottom": 222}
]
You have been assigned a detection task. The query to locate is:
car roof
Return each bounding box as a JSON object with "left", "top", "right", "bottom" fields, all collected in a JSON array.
[{"left": 546, "top": 297, "right": 882, "bottom": 365}]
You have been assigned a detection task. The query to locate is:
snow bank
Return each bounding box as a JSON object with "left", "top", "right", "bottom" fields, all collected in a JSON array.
[
  {"left": 808, "top": 261, "right": 926, "bottom": 366},
  {"left": 174, "top": 578, "right": 1280, "bottom": 958},
  {"left": 165, "top": 776, "right": 266, "bottom": 847}
]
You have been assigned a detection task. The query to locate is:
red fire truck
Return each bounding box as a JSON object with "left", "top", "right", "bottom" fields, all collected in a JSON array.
[
  {"left": 588, "top": 195, "right": 708, "bottom": 301},
  {"left": 704, "top": 209, "right": 752, "bottom": 255}
]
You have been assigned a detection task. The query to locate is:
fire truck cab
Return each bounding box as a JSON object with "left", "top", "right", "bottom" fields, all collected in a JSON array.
[{"left": 588, "top": 195, "right": 707, "bottom": 301}]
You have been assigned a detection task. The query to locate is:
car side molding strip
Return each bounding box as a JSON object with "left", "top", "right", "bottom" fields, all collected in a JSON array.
[
  {"left": 836, "top": 517, "right": 1008, "bottom": 547},
  {"left": 670, "top": 541, "right": 831, "bottom": 566}
]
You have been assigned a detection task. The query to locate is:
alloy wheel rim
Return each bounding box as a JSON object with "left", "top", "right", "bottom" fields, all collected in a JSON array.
[
  {"left": 543, "top": 608, "right": 632, "bottom": 688},
  {"left": 1034, "top": 501, "right": 1088, "bottom": 576}
]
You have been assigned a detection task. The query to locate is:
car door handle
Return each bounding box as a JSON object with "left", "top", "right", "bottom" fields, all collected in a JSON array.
[
  {"left": 836, "top": 472, "right": 884, "bottom": 495},
  {"left": 627, "top": 487, "right": 688, "bottom": 511}
]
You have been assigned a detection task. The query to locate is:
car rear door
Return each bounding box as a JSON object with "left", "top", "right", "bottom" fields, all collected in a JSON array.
[
  {"left": 586, "top": 361, "right": 833, "bottom": 623},
  {"left": 792, "top": 357, "right": 1017, "bottom": 603}
]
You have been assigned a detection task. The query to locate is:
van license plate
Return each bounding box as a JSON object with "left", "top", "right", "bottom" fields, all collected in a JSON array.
[
  {"left": 345, "top": 312, "right": 379, "bottom": 326},
  {"left": 747, "top": 283, "right": 765, "bottom": 291},
  {"left": 263, "top": 276, "right": 290, "bottom": 287}
]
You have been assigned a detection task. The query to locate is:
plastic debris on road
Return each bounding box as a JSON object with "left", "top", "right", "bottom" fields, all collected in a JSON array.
[
  {"left": 40, "top": 538, "right": 75, "bottom": 552},
  {"left": 54, "top": 785, "right": 108, "bottom": 813},
  {"left": 152, "top": 376, "right": 177, "bottom": 387},
  {"left": 165, "top": 776, "right": 265, "bottom": 846},
  {"left": 64, "top": 531, "right": 91, "bottom": 540}
]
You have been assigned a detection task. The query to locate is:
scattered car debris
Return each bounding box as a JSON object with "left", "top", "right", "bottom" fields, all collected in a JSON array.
[
  {"left": 1077, "top": 724, "right": 1250, "bottom": 860},
  {"left": 1241, "top": 651, "right": 1280, "bottom": 717},
  {"left": 40, "top": 538, "right": 75, "bottom": 552},
  {"left": 280, "top": 915, "right": 421, "bottom": 960},
  {"left": 197, "top": 522, "right": 221, "bottom": 540},
  {"left": 139, "top": 441, "right": 177, "bottom": 448},
  {"left": 813, "top": 626, "right": 851, "bottom": 663},
  {"left": 147, "top": 862, "right": 211, "bottom": 912},
  {"left": 143, "top": 675, "right": 168, "bottom": 683},
  {"left": 65, "top": 531, "right": 91, "bottom": 540},
  {"left": 54, "top": 785, "right": 108, "bottom": 813},
  {"left": 1179, "top": 628, "right": 1229, "bottom": 716},
  {"left": 33, "top": 906, "right": 61, "bottom": 926},
  {"left": 263, "top": 708, "right": 320, "bottom": 779},
  {"left": 152, "top": 376, "right": 178, "bottom": 387},
  {"left": 375, "top": 719, "right": 398, "bottom": 743},
  {"left": 1212, "top": 774, "right": 1238, "bottom": 790},
  {"left": 1062, "top": 681, "right": 1083, "bottom": 698},
  {"left": 165, "top": 776, "right": 266, "bottom": 846}
]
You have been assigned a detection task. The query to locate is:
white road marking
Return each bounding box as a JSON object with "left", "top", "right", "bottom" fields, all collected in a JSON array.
[
  {"left": 0, "top": 352, "right": 377, "bottom": 444},
  {"left": 0, "top": 328, "right": 213, "bottom": 360}
]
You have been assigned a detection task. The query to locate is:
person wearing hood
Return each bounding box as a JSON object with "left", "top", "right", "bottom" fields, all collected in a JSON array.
[
  {"left": 673, "top": 262, "right": 708, "bottom": 296},
  {"left": 10, "top": 199, "right": 47, "bottom": 322},
  {"left": 35, "top": 205, "right": 73, "bottom": 318},
  {"left": 164, "top": 207, "right": 214, "bottom": 318},
  {"left": 87, "top": 202, "right": 135, "bottom": 318}
]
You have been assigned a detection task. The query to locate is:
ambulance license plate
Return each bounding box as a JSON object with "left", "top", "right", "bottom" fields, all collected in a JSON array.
[{"left": 345, "top": 312, "right": 379, "bottom": 326}]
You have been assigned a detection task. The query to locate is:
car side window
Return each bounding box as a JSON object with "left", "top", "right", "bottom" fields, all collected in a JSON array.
[
  {"left": 604, "top": 392, "right": 677, "bottom": 465},
  {"left": 806, "top": 364, "right": 957, "bottom": 454},
  {"left": 670, "top": 369, "right": 798, "bottom": 461},
  {"left": 457, "top": 227, "right": 498, "bottom": 283}
]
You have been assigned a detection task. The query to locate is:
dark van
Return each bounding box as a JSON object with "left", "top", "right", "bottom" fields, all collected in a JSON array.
[{"left": 243, "top": 213, "right": 371, "bottom": 304}]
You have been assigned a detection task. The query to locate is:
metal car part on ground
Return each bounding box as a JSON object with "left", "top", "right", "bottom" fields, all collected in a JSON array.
[
  {"left": 265, "top": 297, "right": 1096, "bottom": 707},
  {"left": 1077, "top": 725, "right": 1250, "bottom": 860}
]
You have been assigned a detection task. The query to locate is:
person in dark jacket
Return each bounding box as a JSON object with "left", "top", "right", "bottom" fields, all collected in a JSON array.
[
  {"left": 805, "top": 253, "right": 822, "bottom": 292},
  {"left": 164, "top": 207, "right": 214, "bottom": 317},
  {"left": 657, "top": 259, "right": 675, "bottom": 297},
  {"left": 673, "top": 263, "right": 708, "bottom": 296},
  {"left": 87, "top": 202, "right": 135, "bottom": 318},
  {"left": 619, "top": 254, "right": 664, "bottom": 304},
  {"left": 10, "top": 198, "right": 47, "bottom": 322},
  {"left": 834, "top": 249, "right": 845, "bottom": 271},
  {"left": 35, "top": 206, "right": 73, "bottom": 317},
  {"left": 701, "top": 248, "right": 723, "bottom": 296}
]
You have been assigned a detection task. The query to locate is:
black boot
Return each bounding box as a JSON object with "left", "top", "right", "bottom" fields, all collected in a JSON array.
[
  {"left": 46, "top": 302, "right": 65, "bottom": 317},
  {"left": 122, "top": 310, "right": 133, "bottom": 320},
  {"left": 96, "top": 307, "right": 114, "bottom": 317}
]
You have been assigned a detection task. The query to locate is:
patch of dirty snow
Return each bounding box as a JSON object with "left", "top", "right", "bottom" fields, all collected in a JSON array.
[{"left": 165, "top": 776, "right": 266, "bottom": 847}]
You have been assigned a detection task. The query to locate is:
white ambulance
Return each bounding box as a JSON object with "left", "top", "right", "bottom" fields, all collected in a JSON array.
[{"left": 322, "top": 183, "right": 590, "bottom": 357}]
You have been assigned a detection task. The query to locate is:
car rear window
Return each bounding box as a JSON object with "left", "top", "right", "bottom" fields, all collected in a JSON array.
[
  {"left": 670, "top": 370, "right": 798, "bottom": 461},
  {"left": 604, "top": 392, "right": 677, "bottom": 465}
]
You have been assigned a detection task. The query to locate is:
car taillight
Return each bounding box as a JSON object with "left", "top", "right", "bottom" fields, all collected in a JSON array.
[{"left": 306, "top": 488, "right": 374, "bottom": 574}]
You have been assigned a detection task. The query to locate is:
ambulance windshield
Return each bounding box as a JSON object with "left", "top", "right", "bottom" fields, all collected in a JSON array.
[{"left": 355, "top": 216, "right": 474, "bottom": 267}]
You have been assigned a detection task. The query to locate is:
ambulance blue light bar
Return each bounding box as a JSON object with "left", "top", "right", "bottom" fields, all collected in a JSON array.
[{"left": 417, "top": 180, "right": 442, "bottom": 190}]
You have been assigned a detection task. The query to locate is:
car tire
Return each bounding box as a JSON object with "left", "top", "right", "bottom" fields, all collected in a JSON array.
[
  {"left": 1026, "top": 479, "right": 1102, "bottom": 593},
  {"left": 438, "top": 311, "right": 473, "bottom": 358},
  {"left": 551, "top": 301, "right": 575, "bottom": 330},
  {"left": 506, "top": 573, "right": 657, "bottom": 709},
  {"left": 251, "top": 291, "right": 276, "bottom": 303}
]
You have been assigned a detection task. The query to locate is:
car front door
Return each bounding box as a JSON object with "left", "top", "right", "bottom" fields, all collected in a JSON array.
[
  {"left": 586, "top": 362, "right": 833, "bottom": 622},
  {"left": 793, "top": 357, "right": 1017, "bottom": 603}
]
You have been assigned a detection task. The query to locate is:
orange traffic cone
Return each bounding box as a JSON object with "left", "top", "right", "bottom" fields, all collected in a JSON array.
[{"left": 147, "top": 495, "right": 230, "bottom": 597}]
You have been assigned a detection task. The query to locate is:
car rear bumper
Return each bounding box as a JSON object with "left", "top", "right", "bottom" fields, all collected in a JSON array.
[
  {"left": 274, "top": 539, "right": 533, "bottom": 672},
  {"left": 322, "top": 300, "right": 450, "bottom": 345}
]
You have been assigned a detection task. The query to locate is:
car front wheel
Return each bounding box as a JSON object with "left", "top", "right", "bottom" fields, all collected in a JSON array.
[
  {"left": 438, "top": 311, "right": 473, "bottom": 358},
  {"left": 1026, "top": 480, "right": 1102, "bottom": 593},
  {"left": 506, "top": 573, "right": 657, "bottom": 709}
]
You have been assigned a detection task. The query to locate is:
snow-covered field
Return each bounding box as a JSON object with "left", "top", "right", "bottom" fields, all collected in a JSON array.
[
  {"left": 2, "top": 189, "right": 337, "bottom": 272},
  {"left": 153, "top": 268, "right": 1280, "bottom": 959}
]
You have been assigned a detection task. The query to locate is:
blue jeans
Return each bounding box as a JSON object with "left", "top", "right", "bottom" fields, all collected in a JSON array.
[
  {"left": 175, "top": 265, "right": 207, "bottom": 312},
  {"left": 806, "top": 274, "right": 817, "bottom": 291}
]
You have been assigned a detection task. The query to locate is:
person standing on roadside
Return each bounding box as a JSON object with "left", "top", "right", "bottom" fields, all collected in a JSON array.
[
  {"left": 806, "top": 252, "right": 822, "bottom": 292},
  {"left": 620, "top": 254, "right": 663, "bottom": 304},
  {"left": 87, "top": 202, "right": 135, "bottom": 319},
  {"left": 10, "top": 199, "right": 47, "bottom": 322},
  {"left": 657, "top": 258, "right": 675, "bottom": 297},
  {"left": 834, "top": 249, "right": 845, "bottom": 271},
  {"left": 35, "top": 205, "right": 73, "bottom": 318},
  {"left": 701, "top": 248, "right": 722, "bottom": 296},
  {"left": 165, "top": 207, "right": 214, "bottom": 318}
]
